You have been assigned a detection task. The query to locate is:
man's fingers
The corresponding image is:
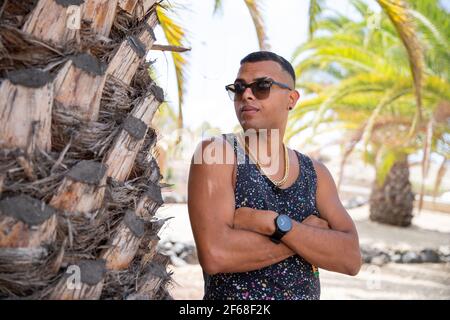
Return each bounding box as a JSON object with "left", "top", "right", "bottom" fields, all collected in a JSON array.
[{"left": 302, "top": 215, "right": 330, "bottom": 229}]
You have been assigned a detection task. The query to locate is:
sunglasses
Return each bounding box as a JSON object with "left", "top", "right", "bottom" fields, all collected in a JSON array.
[{"left": 225, "top": 78, "right": 292, "bottom": 101}]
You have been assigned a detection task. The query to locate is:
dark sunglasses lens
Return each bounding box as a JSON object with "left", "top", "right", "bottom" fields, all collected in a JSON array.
[
  {"left": 252, "top": 80, "right": 271, "bottom": 99},
  {"left": 234, "top": 83, "right": 246, "bottom": 94},
  {"left": 227, "top": 80, "right": 272, "bottom": 101},
  {"left": 231, "top": 83, "right": 246, "bottom": 101}
]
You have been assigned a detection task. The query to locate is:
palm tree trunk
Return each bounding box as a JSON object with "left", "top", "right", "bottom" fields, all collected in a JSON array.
[
  {"left": 369, "top": 160, "right": 415, "bottom": 227},
  {"left": 0, "top": 0, "right": 171, "bottom": 299}
]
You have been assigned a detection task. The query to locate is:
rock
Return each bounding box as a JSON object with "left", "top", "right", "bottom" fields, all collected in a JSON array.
[
  {"left": 419, "top": 249, "right": 441, "bottom": 263},
  {"left": 343, "top": 196, "right": 367, "bottom": 209},
  {"left": 438, "top": 245, "right": 450, "bottom": 256},
  {"left": 402, "top": 251, "right": 422, "bottom": 263},
  {"left": 160, "top": 241, "right": 173, "bottom": 251},
  {"left": 172, "top": 242, "right": 185, "bottom": 255},
  {"left": 371, "top": 254, "right": 390, "bottom": 265},
  {"left": 390, "top": 254, "right": 403, "bottom": 263},
  {"left": 360, "top": 246, "right": 381, "bottom": 263},
  {"left": 170, "top": 254, "right": 187, "bottom": 267},
  {"left": 181, "top": 248, "right": 199, "bottom": 264}
]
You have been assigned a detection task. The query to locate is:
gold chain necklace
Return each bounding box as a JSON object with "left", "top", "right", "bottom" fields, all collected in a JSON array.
[{"left": 236, "top": 132, "right": 289, "bottom": 187}]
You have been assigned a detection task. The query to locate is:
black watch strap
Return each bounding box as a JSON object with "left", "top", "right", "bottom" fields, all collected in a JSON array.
[
  {"left": 269, "top": 216, "right": 285, "bottom": 244},
  {"left": 269, "top": 229, "right": 284, "bottom": 244}
]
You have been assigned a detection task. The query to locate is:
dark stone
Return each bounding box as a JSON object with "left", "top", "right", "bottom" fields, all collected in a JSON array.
[
  {"left": 123, "top": 116, "right": 147, "bottom": 140},
  {"left": 55, "top": 0, "right": 84, "bottom": 7},
  {"left": 402, "top": 251, "right": 422, "bottom": 263},
  {"left": 170, "top": 254, "right": 187, "bottom": 267},
  {"left": 77, "top": 259, "right": 106, "bottom": 285},
  {"left": 127, "top": 35, "right": 146, "bottom": 58},
  {"left": 0, "top": 195, "right": 56, "bottom": 226},
  {"left": 124, "top": 210, "right": 145, "bottom": 238},
  {"left": 150, "top": 85, "right": 164, "bottom": 103},
  {"left": 67, "top": 160, "right": 107, "bottom": 185},
  {"left": 419, "top": 249, "right": 440, "bottom": 263},
  {"left": 7, "top": 69, "right": 53, "bottom": 88},
  {"left": 183, "top": 249, "right": 199, "bottom": 265},
  {"left": 370, "top": 253, "right": 390, "bottom": 265},
  {"left": 70, "top": 53, "right": 106, "bottom": 76},
  {"left": 172, "top": 242, "right": 185, "bottom": 255},
  {"left": 390, "top": 254, "right": 403, "bottom": 263}
]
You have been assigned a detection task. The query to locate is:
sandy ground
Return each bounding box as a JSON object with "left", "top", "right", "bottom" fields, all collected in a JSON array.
[
  {"left": 167, "top": 263, "right": 450, "bottom": 300},
  {"left": 156, "top": 204, "right": 450, "bottom": 300}
]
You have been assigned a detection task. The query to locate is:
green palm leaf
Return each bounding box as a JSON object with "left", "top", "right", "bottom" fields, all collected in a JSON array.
[
  {"left": 243, "top": 0, "right": 270, "bottom": 50},
  {"left": 156, "top": 3, "right": 189, "bottom": 130},
  {"left": 308, "top": 0, "right": 324, "bottom": 40},
  {"left": 376, "top": 0, "right": 425, "bottom": 130}
]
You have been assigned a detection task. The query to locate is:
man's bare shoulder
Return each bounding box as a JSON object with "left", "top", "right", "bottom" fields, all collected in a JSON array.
[
  {"left": 191, "top": 135, "right": 236, "bottom": 166},
  {"left": 306, "top": 156, "right": 337, "bottom": 189}
]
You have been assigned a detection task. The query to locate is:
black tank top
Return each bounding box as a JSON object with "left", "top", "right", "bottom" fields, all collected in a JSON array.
[{"left": 203, "top": 133, "right": 321, "bottom": 300}]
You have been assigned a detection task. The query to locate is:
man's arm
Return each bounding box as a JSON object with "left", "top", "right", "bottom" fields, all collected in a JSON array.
[
  {"left": 187, "top": 137, "right": 294, "bottom": 275},
  {"left": 234, "top": 159, "right": 362, "bottom": 276}
]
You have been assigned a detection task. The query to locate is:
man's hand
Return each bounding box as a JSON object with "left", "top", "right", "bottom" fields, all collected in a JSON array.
[
  {"left": 302, "top": 215, "right": 330, "bottom": 230},
  {"left": 234, "top": 207, "right": 278, "bottom": 235}
]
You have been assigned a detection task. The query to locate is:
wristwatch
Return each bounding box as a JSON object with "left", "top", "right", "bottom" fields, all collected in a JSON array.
[{"left": 269, "top": 214, "right": 292, "bottom": 244}]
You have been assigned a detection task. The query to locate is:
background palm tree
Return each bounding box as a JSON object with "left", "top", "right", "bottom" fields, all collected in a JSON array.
[{"left": 287, "top": 0, "right": 449, "bottom": 226}]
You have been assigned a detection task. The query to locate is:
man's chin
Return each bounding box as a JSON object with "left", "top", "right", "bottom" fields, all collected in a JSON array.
[{"left": 239, "top": 120, "right": 264, "bottom": 131}]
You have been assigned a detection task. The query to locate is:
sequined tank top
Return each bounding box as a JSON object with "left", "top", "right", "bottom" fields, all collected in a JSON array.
[{"left": 203, "top": 133, "right": 321, "bottom": 300}]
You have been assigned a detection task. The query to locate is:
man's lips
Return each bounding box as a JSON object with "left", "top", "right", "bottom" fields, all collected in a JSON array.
[{"left": 241, "top": 105, "right": 260, "bottom": 114}]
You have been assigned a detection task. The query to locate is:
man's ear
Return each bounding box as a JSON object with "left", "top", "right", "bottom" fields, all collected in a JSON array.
[{"left": 288, "top": 90, "right": 300, "bottom": 110}]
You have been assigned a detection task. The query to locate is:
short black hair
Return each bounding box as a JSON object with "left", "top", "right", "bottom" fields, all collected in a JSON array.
[{"left": 240, "top": 51, "right": 295, "bottom": 84}]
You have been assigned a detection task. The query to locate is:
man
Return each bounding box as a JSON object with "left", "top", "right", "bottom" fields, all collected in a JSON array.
[{"left": 187, "top": 51, "right": 361, "bottom": 300}]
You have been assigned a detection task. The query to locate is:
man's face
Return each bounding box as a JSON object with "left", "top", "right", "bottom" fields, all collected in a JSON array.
[{"left": 232, "top": 61, "right": 299, "bottom": 132}]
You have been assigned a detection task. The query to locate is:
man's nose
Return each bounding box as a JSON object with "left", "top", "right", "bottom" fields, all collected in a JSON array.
[{"left": 241, "top": 86, "right": 255, "bottom": 100}]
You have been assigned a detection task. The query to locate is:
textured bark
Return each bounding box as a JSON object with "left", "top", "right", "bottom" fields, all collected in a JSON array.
[
  {"left": 50, "top": 160, "right": 107, "bottom": 214},
  {"left": 106, "top": 11, "right": 158, "bottom": 85},
  {"left": 369, "top": 160, "right": 415, "bottom": 226},
  {"left": 53, "top": 53, "right": 107, "bottom": 122},
  {"left": 118, "top": 0, "right": 157, "bottom": 19},
  {"left": 83, "top": 0, "right": 119, "bottom": 37},
  {"left": 0, "top": 195, "right": 57, "bottom": 248},
  {"left": 100, "top": 210, "right": 145, "bottom": 270},
  {"left": 22, "top": 0, "right": 84, "bottom": 45},
  {"left": 103, "top": 87, "right": 162, "bottom": 181},
  {"left": 0, "top": 69, "right": 53, "bottom": 153},
  {"left": 126, "top": 254, "right": 169, "bottom": 300},
  {"left": 48, "top": 259, "right": 106, "bottom": 300},
  {"left": 101, "top": 180, "right": 164, "bottom": 271}
]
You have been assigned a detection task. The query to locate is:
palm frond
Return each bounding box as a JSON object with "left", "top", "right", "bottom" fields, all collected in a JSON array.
[
  {"left": 156, "top": 3, "right": 189, "bottom": 130},
  {"left": 213, "top": 0, "right": 224, "bottom": 15},
  {"left": 308, "top": 0, "right": 324, "bottom": 40},
  {"left": 361, "top": 86, "right": 411, "bottom": 151},
  {"left": 243, "top": 0, "right": 270, "bottom": 50},
  {"left": 377, "top": 0, "right": 425, "bottom": 127}
]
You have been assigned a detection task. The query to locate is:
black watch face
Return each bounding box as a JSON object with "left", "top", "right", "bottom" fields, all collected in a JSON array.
[{"left": 276, "top": 214, "right": 292, "bottom": 232}]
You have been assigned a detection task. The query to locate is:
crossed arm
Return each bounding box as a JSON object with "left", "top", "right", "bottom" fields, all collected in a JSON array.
[{"left": 187, "top": 138, "right": 361, "bottom": 276}]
